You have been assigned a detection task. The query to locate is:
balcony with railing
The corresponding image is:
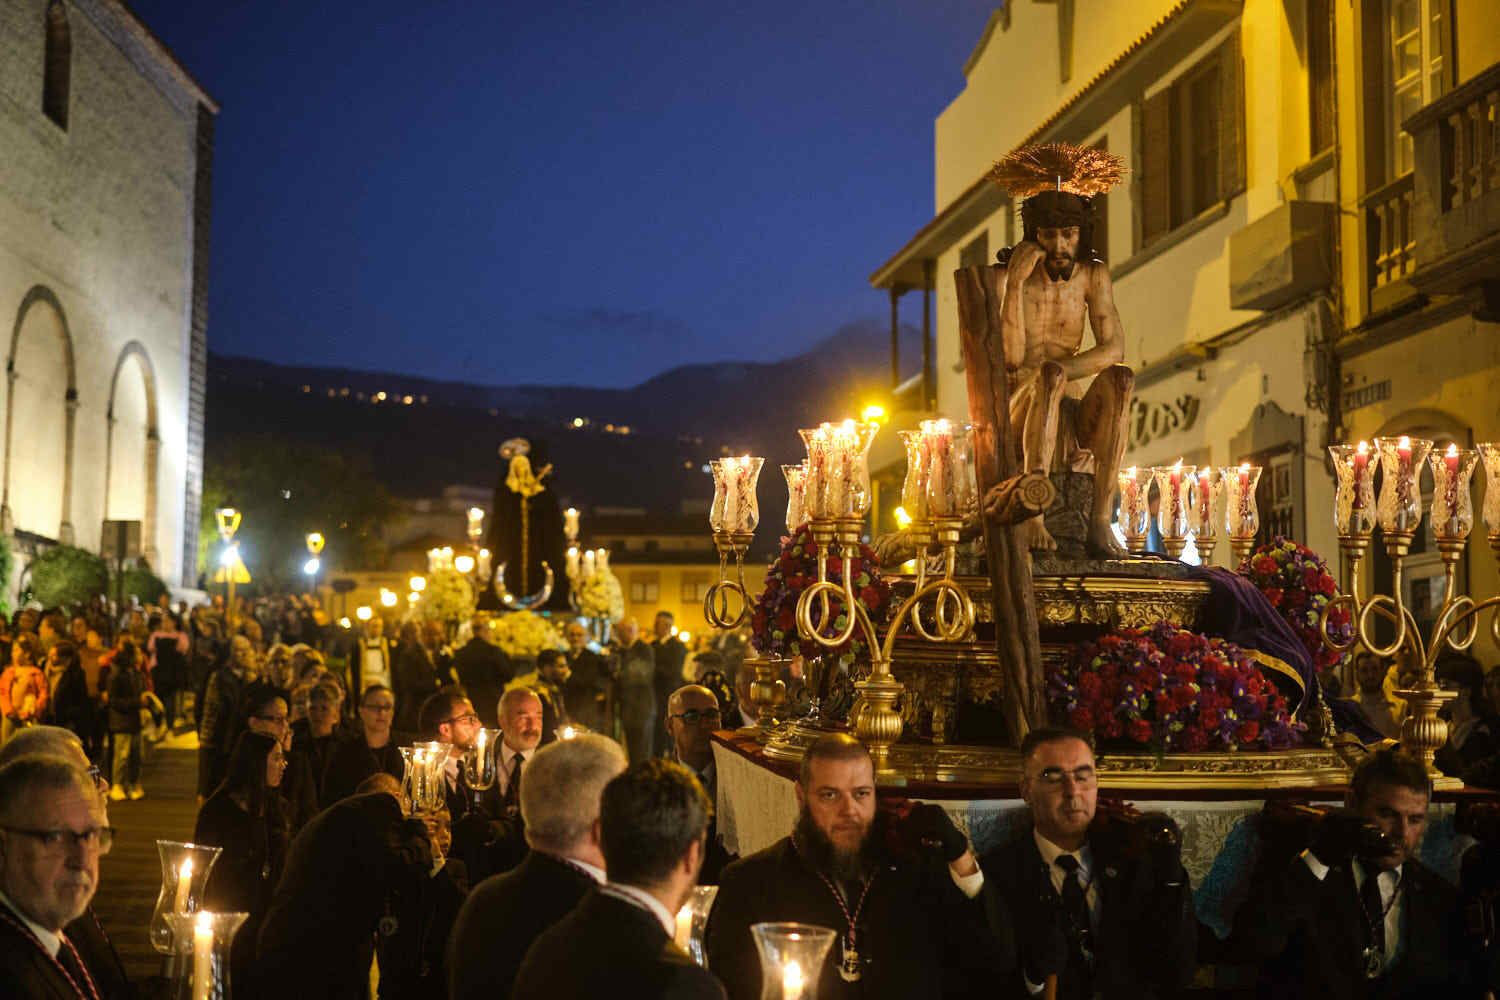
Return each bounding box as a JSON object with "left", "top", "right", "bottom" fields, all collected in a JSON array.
[
  {"left": 1363, "top": 172, "right": 1417, "bottom": 313},
  {"left": 1404, "top": 61, "right": 1500, "bottom": 302}
]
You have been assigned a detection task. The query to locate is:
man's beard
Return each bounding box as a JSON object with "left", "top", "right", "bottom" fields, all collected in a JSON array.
[
  {"left": 1044, "top": 253, "right": 1076, "bottom": 279},
  {"left": 795, "top": 808, "right": 877, "bottom": 883}
]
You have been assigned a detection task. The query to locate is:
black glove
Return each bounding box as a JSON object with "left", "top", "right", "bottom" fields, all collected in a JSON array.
[
  {"left": 1016, "top": 894, "right": 1069, "bottom": 985},
  {"left": 1310, "top": 809, "right": 1382, "bottom": 867},
  {"left": 903, "top": 803, "right": 969, "bottom": 863},
  {"left": 1137, "top": 812, "right": 1184, "bottom": 884}
]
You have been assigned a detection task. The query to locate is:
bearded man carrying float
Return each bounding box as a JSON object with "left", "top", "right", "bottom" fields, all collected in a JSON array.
[{"left": 705, "top": 734, "right": 1013, "bottom": 999}]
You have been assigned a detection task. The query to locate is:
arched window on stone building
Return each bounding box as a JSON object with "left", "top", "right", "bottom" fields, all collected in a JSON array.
[{"left": 43, "top": 1, "right": 71, "bottom": 130}]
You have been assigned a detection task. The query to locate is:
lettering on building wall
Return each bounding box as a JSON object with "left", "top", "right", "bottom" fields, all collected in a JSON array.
[
  {"left": 1342, "top": 379, "right": 1391, "bottom": 413},
  {"left": 1128, "top": 395, "right": 1201, "bottom": 450}
]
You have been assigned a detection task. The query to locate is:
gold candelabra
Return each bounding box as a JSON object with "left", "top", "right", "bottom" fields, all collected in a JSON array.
[
  {"left": 704, "top": 530, "right": 754, "bottom": 629},
  {"left": 793, "top": 514, "right": 975, "bottom": 772},
  {"left": 1319, "top": 437, "right": 1500, "bottom": 780}
]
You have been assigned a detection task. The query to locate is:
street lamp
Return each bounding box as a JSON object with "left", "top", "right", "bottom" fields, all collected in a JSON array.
[
  {"left": 304, "top": 532, "right": 325, "bottom": 597},
  {"left": 303, "top": 557, "right": 321, "bottom": 576},
  {"left": 379, "top": 588, "right": 397, "bottom": 608},
  {"left": 305, "top": 532, "right": 325, "bottom": 555},
  {"left": 214, "top": 502, "right": 242, "bottom": 624},
  {"left": 356, "top": 605, "right": 373, "bottom": 622}
]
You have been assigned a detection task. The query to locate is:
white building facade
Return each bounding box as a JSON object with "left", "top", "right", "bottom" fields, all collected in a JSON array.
[{"left": 0, "top": 0, "right": 214, "bottom": 588}]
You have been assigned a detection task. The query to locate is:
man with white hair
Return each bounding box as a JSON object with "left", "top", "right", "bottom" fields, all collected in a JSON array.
[
  {"left": 0, "top": 754, "right": 112, "bottom": 997},
  {"left": 446, "top": 733, "right": 626, "bottom": 1000}
]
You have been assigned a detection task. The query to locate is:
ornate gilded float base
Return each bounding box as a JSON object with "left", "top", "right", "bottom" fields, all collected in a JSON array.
[{"left": 762, "top": 729, "right": 1366, "bottom": 790}]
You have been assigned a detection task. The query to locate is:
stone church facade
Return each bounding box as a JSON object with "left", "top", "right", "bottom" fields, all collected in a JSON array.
[{"left": 0, "top": 0, "right": 214, "bottom": 589}]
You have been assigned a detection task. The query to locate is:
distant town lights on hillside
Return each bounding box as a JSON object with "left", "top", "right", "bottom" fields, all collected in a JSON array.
[{"left": 572, "top": 417, "right": 585, "bottom": 428}]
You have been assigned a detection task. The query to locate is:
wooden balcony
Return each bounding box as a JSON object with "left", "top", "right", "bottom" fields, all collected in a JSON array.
[
  {"left": 1404, "top": 61, "right": 1500, "bottom": 306},
  {"left": 1362, "top": 172, "right": 1416, "bottom": 313}
]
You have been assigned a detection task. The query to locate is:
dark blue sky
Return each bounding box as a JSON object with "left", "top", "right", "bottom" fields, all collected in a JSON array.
[{"left": 130, "top": 1, "right": 990, "bottom": 388}]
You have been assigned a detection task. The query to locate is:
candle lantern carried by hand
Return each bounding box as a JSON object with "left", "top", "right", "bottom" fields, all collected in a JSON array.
[{"left": 751, "top": 922, "right": 837, "bottom": 1000}]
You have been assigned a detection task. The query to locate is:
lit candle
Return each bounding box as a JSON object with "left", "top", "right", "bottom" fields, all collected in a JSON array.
[
  {"left": 828, "top": 421, "right": 856, "bottom": 517},
  {"left": 1237, "top": 462, "right": 1251, "bottom": 528},
  {"left": 783, "top": 463, "right": 807, "bottom": 534},
  {"left": 924, "top": 420, "right": 954, "bottom": 517},
  {"left": 596, "top": 548, "right": 610, "bottom": 574},
  {"left": 1118, "top": 466, "right": 1141, "bottom": 536},
  {"left": 566, "top": 546, "right": 580, "bottom": 580},
  {"left": 674, "top": 904, "right": 693, "bottom": 952},
  {"left": 175, "top": 858, "right": 193, "bottom": 914},
  {"left": 782, "top": 959, "right": 805, "bottom": 1000},
  {"left": 1352, "top": 441, "right": 1369, "bottom": 509},
  {"left": 564, "top": 507, "right": 580, "bottom": 541},
  {"left": 582, "top": 549, "right": 596, "bottom": 580},
  {"left": 1169, "top": 459, "right": 1183, "bottom": 524},
  {"left": 724, "top": 456, "right": 746, "bottom": 533},
  {"left": 1442, "top": 443, "right": 1461, "bottom": 537},
  {"left": 803, "top": 427, "right": 829, "bottom": 520},
  {"left": 1397, "top": 435, "right": 1413, "bottom": 511},
  {"left": 192, "top": 911, "right": 212, "bottom": 1000},
  {"left": 477, "top": 548, "right": 492, "bottom": 579},
  {"left": 1195, "top": 469, "right": 1215, "bottom": 537}
]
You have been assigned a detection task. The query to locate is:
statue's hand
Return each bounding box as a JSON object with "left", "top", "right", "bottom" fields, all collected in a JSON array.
[{"left": 1006, "top": 240, "right": 1045, "bottom": 284}]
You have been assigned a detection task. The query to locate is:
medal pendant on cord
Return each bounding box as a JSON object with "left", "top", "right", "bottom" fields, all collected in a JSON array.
[
  {"left": 839, "top": 937, "right": 861, "bottom": 982},
  {"left": 1362, "top": 946, "right": 1383, "bottom": 979}
]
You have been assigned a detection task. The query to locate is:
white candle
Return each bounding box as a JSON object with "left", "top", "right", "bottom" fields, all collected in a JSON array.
[
  {"left": 782, "top": 959, "right": 805, "bottom": 1000},
  {"left": 674, "top": 904, "right": 693, "bottom": 951},
  {"left": 724, "top": 457, "right": 745, "bottom": 533},
  {"left": 175, "top": 858, "right": 193, "bottom": 914},
  {"left": 583, "top": 549, "right": 596, "bottom": 580},
  {"left": 925, "top": 420, "right": 953, "bottom": 517},
  {"left": 564, "top": 507, "right": 580, "bottom": 541},
  {"left": 566, "top": 547, "right": 580, "bottom": 580},
  {"left": 596, "top": 548, "right": 609, "bottom": 573},
  {"left": 192, "top": 912, "right": 212, "bottom": 1000}
]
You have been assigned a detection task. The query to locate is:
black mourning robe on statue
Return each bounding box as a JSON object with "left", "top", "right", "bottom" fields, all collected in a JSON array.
[{"left": 482, "top": 439, "right": 571, "bottom": 611}]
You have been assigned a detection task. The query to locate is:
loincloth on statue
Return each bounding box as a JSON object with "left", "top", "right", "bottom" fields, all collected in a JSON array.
[{"left": 1007, "top": 370, "right": 1096, "bottom": 475}]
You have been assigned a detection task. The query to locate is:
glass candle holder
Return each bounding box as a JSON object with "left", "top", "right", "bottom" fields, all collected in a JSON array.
[
  {"left": 401, "top": 742, "right": 451, "bottom": 814},
  {"left": 709, "top": 462, "right": 729, "bottom": 534},
  {"left": 166, "top": 911, "right": 248, "bottom": 1000},
  {"left": 751, "top": 922, "right": 838, "bottom": 1000},
  {"left": 1151, "top": 461, "right": 1195, "bottom": 543},
  {"left": 1429, "top": 443, "right": 1477, "bottom": 541},
  {"left": 1221, "top": 463, "right": 1262, "bottom": 538},
  {"left": 721, "top": 455, "right": 764, "bottom": 534},
  {"left": 1116, "top": 466, "right": 1150, "bottom": 549},
  {"left": 1479, "top": 443, "right": 1500, "bottom": 539},
  {"left": 1191, "top": 467, "right": 1221, "bottom": 541},
  {"left": 798, "top": 426, "right": 833, "bottom": 521},
  {"left": 782, "top": 463, "right": 807, "bottom": 534},
  {"left": 150, "top": 841, "right": 223, "bottom": 954},
  {"left": 1375, "top": 435, "right": 1433, "bottom": 536},
  {"left": 462, "top": 728, "right": 499, "bottom": 791},
  {"left": 897, "top": 430, "right": 930, "bottom": 523},
  {"left": 674, "top": 885, "right": 719, "bottom": 968},
  {"left": 1329, "top": 441, "right": 1376, "bottom": 537},
  {"left": 825, "top": 419, "right": 879, "bottom": 519},
  {"left": 922, "top": 420, "right": 974, "bottom": 520}
]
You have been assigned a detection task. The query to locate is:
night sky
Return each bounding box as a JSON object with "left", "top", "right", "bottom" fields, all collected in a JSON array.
[{"left": 127, "top": 1, "right": 990, "bottom": 388}]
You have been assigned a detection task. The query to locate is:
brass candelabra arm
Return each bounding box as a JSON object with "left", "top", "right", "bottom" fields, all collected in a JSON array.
[
  {"left": 704, "top": 532, "right": 754, "bottom": 629},
  {"left": 794, "top": 552, "right": 878, "bottom": 653}
]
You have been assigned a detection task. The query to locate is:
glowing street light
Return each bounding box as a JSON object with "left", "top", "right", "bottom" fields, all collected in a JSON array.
[
  {"left": 338, "top": 616, "right": 352, "bottom": 629},
  {"left": 305, "top": 532, "right": 325, "bottom": 556},
  {"left": 379, "top": 589, "right": 398, "bottom": 608},
  {"left": 356, "top": 605, "right": 373, "bottom": 622},
  {"left": 303, "top": 557, "right": 321, "bottom": 576},
  {"left": 214, "top": 503, "right": 241, "bottom": 542},
  {"left": 409, "top": 575, "right": 427, "bottom": 593}
]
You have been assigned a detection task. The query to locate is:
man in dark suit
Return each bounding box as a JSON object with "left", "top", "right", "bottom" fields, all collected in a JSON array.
[
  {"left": 564, "top": 620, "right": 612, "bottom": 733},
  {"left": 981, "top": 727, "right": 1195, "bottom": 999},
  {"left": 452, "top": 617, "right": 511, "bottom": 729},
  {"left": 665, "top": 683, "right": 734, "bottom": 883},
  {"left": 708, "top": 733, "right": 1009, "bottom": 1000},
  {"left": 257, "top": 788, "right": 433, "bottom": 998},
  {"left": 514, "top": 758, "right": 726, "bottom": 999},
  {"left": 447, "top": 732, "right": 626, "bottom": 999},
  {"left": 651, "top": 611, "right": 688, "bottom": 756},
  {"left": 0, "top": 755, "right": 112, "bottom": 1000},
  {"left": 1233, "top": 748, "right": 1471, "bottom": 997}
]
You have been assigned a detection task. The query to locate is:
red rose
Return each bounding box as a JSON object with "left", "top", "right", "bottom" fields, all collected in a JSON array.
[
  {"left": 1318, "top": 573, "right": 1337, "bottom": 596},
  {"left": 1253, "top": 555, "right": 1278, "bottom": 577},
  {"left": 1182, "top": 728, "right": 1209, "bottom": 752},
  {"left": 1100, "top": 716, "right": 1123, "bottom": 739},
  {"left": 1127, "top": 718, "right": 1153, "bottom": 743},
  {"left": 1201, "top": 709, "right": 1221, "bottom": 730},
  {"left": 1167, "top": 632, "right": 1198, "bottom": 657},
  {"left": 1079, "top": 673, "right": 1103, "bottom": 700},
  {"left": 1069, "top": 707, "right": 1096, "bottom": 732},
  {"left": 1303, "top": 566, "right": 1323, "bottom": 591},
  {"left": 1237, "top": 721, "right": 1260, "bottom": 744}
]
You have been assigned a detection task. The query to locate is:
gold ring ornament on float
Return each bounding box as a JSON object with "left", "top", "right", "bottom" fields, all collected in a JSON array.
[{"left": 704, "top": 456, "right": 764, "bottom": 629}]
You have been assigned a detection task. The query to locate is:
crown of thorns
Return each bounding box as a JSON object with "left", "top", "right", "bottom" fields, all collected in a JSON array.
[{"left": 987, "top": 142, "right": 1125, "bottom": 199}]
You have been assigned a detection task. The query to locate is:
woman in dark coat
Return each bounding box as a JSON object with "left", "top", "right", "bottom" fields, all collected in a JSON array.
[
  {"left": 393, "top": 623, "right": 440, "bottom": 733},
  {"left": 194, "top": 730, "right": 290, "bottom": 997},
  {"left": 105, "top": 640, "right": 147, "bottom": 800},
  {"left": 42, "top": 640, "right": 92, "bottom": 739},
  {"left": 321, "top": 683, "right": 407, "bottom": 805}
]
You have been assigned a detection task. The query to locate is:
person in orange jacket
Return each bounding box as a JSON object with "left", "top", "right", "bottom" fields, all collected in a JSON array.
[{"left": 0, "top": 634, "right": 49, "bottom": 744}]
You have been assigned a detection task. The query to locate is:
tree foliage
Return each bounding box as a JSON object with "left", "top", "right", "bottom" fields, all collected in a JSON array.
[
  {"left": 200, "top": 435, "right": 403, "bottom": 590},
  {"left": 29, "top": 545, "right": 109, "bottom": 608}
]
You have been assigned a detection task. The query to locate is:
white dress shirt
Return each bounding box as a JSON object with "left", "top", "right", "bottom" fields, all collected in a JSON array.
[
  {"left": 1302, "top": 851, "right": 1405, "bottom": 966},
  {"left": 0, "top": 888, "right": 61, "bottom": 957},
  {"left": 600, "top": 882, "right": 678, "bottom": 938},
  {"left": 495, "top": 743, "right": 536, "bottom": 799}
]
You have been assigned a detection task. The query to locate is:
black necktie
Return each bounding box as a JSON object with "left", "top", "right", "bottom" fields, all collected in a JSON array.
[
  {"left": 1055, "top": 854, "right": 1095, "bottom": 978},
  {"left": 1360, "top": 869, "right": 1387, "bottom": 956},
  {"left": 505, "top": 752, "right": 524, "bottom": 808}
]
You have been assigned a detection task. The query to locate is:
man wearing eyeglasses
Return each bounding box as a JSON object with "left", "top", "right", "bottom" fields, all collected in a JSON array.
[
  {"left": 0, "top": 754, "right": 112, "bottom": 998},
  {"left": 665, "top": 685, "right": 733, "bottom": 884},
  {"left": 980, "top": 727, "right": 1195, "bottom": 999}
]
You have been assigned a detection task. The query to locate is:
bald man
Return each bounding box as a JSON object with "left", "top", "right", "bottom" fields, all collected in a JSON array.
[{"left": 665, "top": 684, "right": 733, "bottom": 883}]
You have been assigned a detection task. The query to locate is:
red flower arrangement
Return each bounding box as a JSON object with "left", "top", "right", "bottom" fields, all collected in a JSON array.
[
  {"left": 1237, "top": 537, "right": 1351, "bottom": 672},
  {"left": 1048, "top": 621, "right": 1301, "bottom": 751},
  {"left": 750, "top": 524, "right": 892, "bottom": 661}
]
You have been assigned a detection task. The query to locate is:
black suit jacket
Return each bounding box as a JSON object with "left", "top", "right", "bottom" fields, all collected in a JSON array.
[
  {"left": 1232, "top": 853, "right": 1469, "bottom": 998},
  {"left": 446, "top": 851, "right": 597, "bottom": 1000},
  {"left": 257, "top": 792, "right": 432, "bottom": 998},
  {"left": 514, "top": 889, "right": 726, "bottom": 1000},
  {"left": 64, "top": 908, "right": 132, "bottom": 1000},
  {"left": 453, "top": 637, "right": 512, "bottom": 728},
  {"left": 980, "top": 825, "right": 1197, "bottom": 1000},
  {"left": 707, "top": 836, "right": 1009, "bottom": 1000},
  {"left": 0, "top": 902, "right": 99, "bottom": 1000}
]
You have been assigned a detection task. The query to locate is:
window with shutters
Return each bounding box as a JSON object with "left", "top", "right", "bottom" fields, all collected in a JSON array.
[
  {"left": 1307, "top": 0, "right": 1335, "bottom": 155},
  {"left": 42, "top": 2, "right": 70, "bottom": 130},
  {"left": 1383, "top": 0, "right": 1448, "bottom": 179},
  {"left": 1138, "top": 31, "right": 1246, "bottom": 248}
]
